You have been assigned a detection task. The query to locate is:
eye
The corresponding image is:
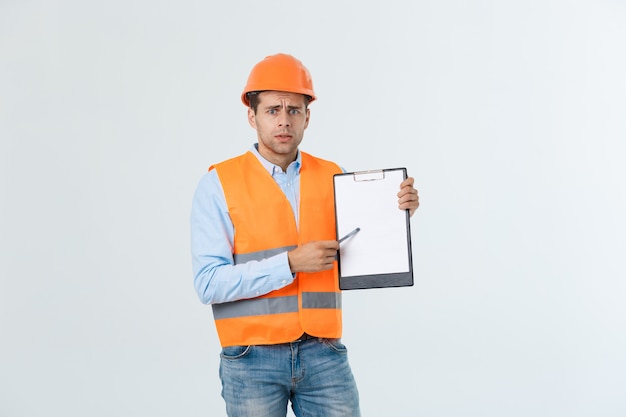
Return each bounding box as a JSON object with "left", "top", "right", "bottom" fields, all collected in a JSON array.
[
  {"left": 289, "top": 109, "right": 299, "bottom": 115},
  {"left": 268, "top": 109, "right": 277, "bottom": 115}
]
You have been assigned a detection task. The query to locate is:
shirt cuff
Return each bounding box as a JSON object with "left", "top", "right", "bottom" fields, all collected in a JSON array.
[{"left": 272, "top": 251, "right": 296, "bottom": 286}]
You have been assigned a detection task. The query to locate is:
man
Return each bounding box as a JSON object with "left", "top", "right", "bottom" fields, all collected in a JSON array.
[{"left": 191, "top": 53, "right": 419, "bottom": 417}]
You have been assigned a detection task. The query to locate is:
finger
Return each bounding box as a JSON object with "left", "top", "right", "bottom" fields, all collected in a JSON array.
[
  {"left": 400, "top": 177, "right": 414, "bottom": 188},
  {"left": 398, "top": 187, "right": 419, "bottom": 200},
  {"left": 399, "top": 192, "right": 420, "bottom": 208},
  {"left": 325, "top": 245, "right": 339, "bottom": 256},
  {"left": 319, "top": 240, "right": 339, "bottom": 250},
  {"left": 398, "top": 195, "right": 416, "bottom": 205}
]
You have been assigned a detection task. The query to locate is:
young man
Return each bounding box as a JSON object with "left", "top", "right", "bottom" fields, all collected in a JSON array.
[{"left": 191, "top": 53, "right": 419, "bottom": 417}]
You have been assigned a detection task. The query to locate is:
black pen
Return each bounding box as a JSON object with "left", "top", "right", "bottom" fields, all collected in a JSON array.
[{"left": 338, "top": 227, "right": 361, "bottom": 244}]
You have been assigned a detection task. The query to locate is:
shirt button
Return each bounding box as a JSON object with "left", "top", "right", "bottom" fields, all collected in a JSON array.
[{"left": 282, "top": 280, "right": 287, "bottom": 284}]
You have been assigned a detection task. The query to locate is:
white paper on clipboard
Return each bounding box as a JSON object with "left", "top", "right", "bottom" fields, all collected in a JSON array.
[{"left": 333, "top": 168, "right": 413, "bottom": 289}]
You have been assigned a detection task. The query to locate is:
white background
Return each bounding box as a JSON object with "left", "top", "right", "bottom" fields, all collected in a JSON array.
[{"left": 1, "top": 1, "right": 625, "bottom": 416}]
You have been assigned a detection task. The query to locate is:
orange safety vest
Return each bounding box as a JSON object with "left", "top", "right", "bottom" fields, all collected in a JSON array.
[{"left": 210, "top": 151, "right": 343, "bottom": 347}]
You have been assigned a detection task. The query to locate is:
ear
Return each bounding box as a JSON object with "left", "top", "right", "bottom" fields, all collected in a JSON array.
[
  {"left": 247, "top": 108, "right": 257, "bottom": 129},
  {"left": 304, "top": 108, "right": 310, "bottom": 130}
]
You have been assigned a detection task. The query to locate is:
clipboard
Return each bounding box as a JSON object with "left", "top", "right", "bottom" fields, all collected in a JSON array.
[{"left": 333, "top": 168, "right": 413, "bottom": 290}]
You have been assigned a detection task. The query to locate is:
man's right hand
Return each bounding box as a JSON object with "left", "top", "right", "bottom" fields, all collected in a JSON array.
[{"left": 287, "top": 240, "right": 339, "bottom": 273}]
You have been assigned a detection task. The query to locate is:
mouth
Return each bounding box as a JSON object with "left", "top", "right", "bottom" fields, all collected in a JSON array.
[{"left": 275, "top": 133, "right": 293, "bottom": 142}]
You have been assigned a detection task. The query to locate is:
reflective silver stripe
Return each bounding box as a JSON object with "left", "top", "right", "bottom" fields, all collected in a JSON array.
[
  {"left": 302, "top": 292, "right": 342, "bottom": 309},
  {"left": 212, "top": 292, "right": 341, "bottom": 320},
  {"left": 234, "top": 245, "right": 297, "bottom": 264},
  {"left": 213, "top": 296, "right": 299, "bottom": 320}
]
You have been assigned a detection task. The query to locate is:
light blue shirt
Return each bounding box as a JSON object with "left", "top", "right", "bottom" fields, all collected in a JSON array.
[{"left": 190, "top": 144, "right": 304, "bottom": 305}]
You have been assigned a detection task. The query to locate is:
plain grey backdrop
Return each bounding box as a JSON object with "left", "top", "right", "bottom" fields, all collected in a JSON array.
[{"left": 1, "top": 0, "right": 625, "bottom": 416}]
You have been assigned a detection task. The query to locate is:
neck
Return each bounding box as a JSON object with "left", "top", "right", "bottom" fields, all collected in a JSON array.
[{"left": 258, "top": 149, "right": 297, "bottom": 172}]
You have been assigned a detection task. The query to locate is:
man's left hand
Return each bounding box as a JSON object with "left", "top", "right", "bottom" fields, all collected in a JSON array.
[{"left": 398, "top": 177, "right": 420, "bottom": 217}]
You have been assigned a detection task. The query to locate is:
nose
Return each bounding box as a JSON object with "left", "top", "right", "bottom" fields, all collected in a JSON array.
[{"left": 277, "top": 113, "right": 291, "bottom": 127}]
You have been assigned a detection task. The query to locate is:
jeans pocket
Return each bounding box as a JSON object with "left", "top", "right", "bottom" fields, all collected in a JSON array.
[
  {"left": 322, "top": 338, "right": 348, "bottom": 354},
  {"left": 221, "top": 345, "right": 252, "bottom": 360}
]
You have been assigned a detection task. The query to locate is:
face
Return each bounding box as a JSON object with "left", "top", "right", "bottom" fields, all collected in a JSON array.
[{"left": 248, "top": 91, "right": 310, "bottom": 170}]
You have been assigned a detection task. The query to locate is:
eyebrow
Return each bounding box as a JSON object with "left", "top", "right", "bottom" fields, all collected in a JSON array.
[{"left": 264, "top": 104, "right": 303, "bottom": 110}]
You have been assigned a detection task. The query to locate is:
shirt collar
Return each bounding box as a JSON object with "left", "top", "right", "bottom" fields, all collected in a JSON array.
[{"left": 250, "top": 143, "right": 302, "bottom": 176}]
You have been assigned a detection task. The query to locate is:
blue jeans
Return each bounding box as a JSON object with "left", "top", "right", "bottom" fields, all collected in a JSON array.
[{"left": 219, "top": 337, "right": 361, "bottom": 417}]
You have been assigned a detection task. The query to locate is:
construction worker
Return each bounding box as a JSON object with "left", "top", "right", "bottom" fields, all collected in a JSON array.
[{"left": 190, "top": 53, "right": 420, "bottom": 417}]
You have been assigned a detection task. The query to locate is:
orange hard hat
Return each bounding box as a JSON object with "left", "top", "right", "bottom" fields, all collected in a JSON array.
[{"left": 241, "top": 53, "right": 316, "bottom": 107}]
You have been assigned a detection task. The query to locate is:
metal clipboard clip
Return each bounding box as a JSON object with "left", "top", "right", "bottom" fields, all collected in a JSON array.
[{"left": 352, "top": 170, "right": 385, "bottom": 182}]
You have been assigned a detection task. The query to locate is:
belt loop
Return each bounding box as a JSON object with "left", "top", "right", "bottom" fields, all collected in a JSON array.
[{"left": 293, "top": 333, "right": 316, "bottom": 342}]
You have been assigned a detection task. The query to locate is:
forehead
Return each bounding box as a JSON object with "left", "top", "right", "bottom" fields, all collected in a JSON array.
[{"left": 257, "top": 91, "right": 307, "bottom": 107}]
